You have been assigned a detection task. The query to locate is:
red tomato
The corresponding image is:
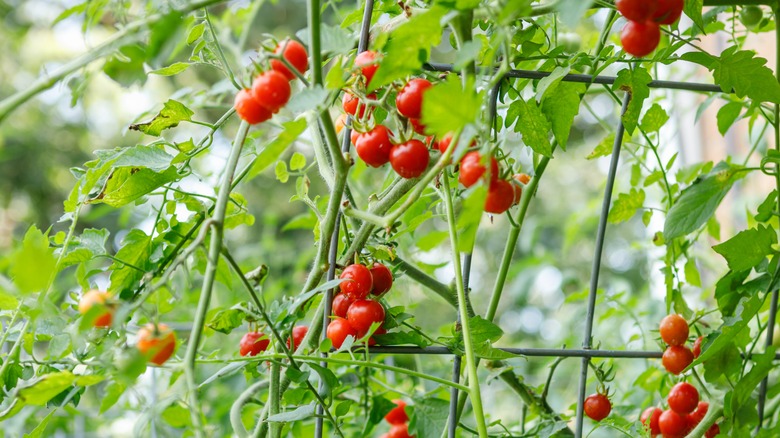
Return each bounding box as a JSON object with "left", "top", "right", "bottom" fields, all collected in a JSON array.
[
  {"left": 688, "top": 401, "right": 709, "bottom": 427},
  {"left": 436, "top": 134, "right": 453, "bottom": 154},
  {"left": 351, "top": 129, "right": 363, "bottom": 146},
  {"left": 693, "top": 335, "right": 703, "bottom": 358},
  {"left": 705, "top": 423, "right": 720, "bottom": 438},
  {"left": 662, "top": 345, "right": 694, "bottom": 375},
  {"left": 387, "top": 423, "right": 414, "bottom": 438},
  {"left": 396, "top": 78, "right": 433, "bottom": 119},
  {"left": 346, "top": 299, "right": 386, "bottom": 335},
  {"left": 370, "top": 262, "right": 393, "bottom": 295},
  {"left": 286, "top": 325, "right": 308, "bottom": 351},
  {"left": 659, "top": 409, "right": 688, "bottom": 438},
  {"left": 485, "top": 180, "right": 514, "bottom": 214},
  {"left": 342, "top": 92, "right": 376, "bottom": 118},
  {"left": 355, "top": 125, "right": 394, "bottom": 168},
  {"left": 410, "top": 118, "right": 427, "bottom": 135},
  {"left": 239, "top": 331, "right": 270, "bottom": 357},
  {"left": 332, "top": 293, "right": 355, "bottom": 318},
  {"left": 653, "top": 0, "right": 684, "bottom": 25},
  {"left": 354, "top": 50, "right": 380, "bottom": 86},
  {"left": 640, "top": 406, "right": 662, "bottom": 435},
  {"left": 510, "top": 177, "right": 523, "bottom": 205},
  {"left": 660, "top": 314, "right": 689, "bottom": 346},
  {"left": 514, "top": 173, "right": 531, "bottom": 185},
  {"left": 459, "top": 152, "right": 499, "bottom": 188},
  {"left": 584, "top": 393, "right": 611, "bottom": 421},
  {"left": 270, "top": 39, "right": 308, "bottom": 80},
  {"left": 251, "top": 70, "right": 291, "bottom": 113},
  {"left": 389, "top": 139, "right": 430, "bottom": 179},
  {"left": 616, "top": 0, "right": 657, "bottom": 22},
  {"left": 620, "top": 20, "right": 660, "bottom": 58},
  {"left": 327, "top": 317, "right": 357, "bottom": 349},
  {"left": 668, "top": 382, "right": 699, "bottom": 414},
  {"left": 384, "top": 399, "right": 408, "bottom": 425},
  {"left": 369, "top": 326, "right": 387, "bottom": 346},
  {"left": 339, "top": 264, "right": 373, "bottom": 299},
  {"left": 78, "top": 289, "right": 114, "bottom": 328},
  {"left": 137, "top": 324, "right": 177, "bottom": 365},
  {"left": 234, "top": 89, "right": 272, "bottom": 124}
]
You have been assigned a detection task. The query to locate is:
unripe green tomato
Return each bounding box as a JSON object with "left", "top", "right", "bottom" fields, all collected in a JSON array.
[
  {"left": 559, "top": 33, "right": 581, "bottom": 53},
  {"left": 740, "top": 6, "right": 763, "bottom": 29}
]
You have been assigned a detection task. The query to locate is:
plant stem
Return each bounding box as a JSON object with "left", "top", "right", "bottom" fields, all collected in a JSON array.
[
  {"left": 442, "top": 175, "right": 488, "bottom": 438},
  {"left": 230, "top": 380, "right": 268, "bottom": 438},
  {"left": 685, "top": 403, "right": 722, "bottom": 438},
  {"left": 183, "top": 121, "right": 250, "bottom": 436},
  {"left": 269, "top": 361, "right": 282, "bottom": 438}
]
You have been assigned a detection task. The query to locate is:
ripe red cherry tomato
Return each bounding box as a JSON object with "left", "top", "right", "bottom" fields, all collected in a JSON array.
[
  {"left": 384, "top": 399, "right": 409, "bottom": 425},
  {"left": 410, "top": 118, "right": 427, "bottom": 135},
  {"left": 653, "top": 0, "right": 684, "bottom": 25},
  {"left": 668, "top": 382, "right": 699, "bottom": 414},
  {"left": 234, "top": 89, "right": 272, "bottom": 124},
  {"left": 327, "top": 317, "right": 358, "bottom": 349},
  {"left": 389, "top": 139, "right": 430, "bottom": 179},
  {"left": 662, "top": 345, "right": 694, "bottom": 375},
  {"left": 459, "top": 152, "right": 499, "bottom": 188},
  {"left": 396, "top": 78, "right": 433, "bottom": 119},
  {"left": 351, "top": 129, "right": 363, "bottom": 146},
  {"left": 339, "top": 264, "right": 374, "bottom": 299},
  {"left": 620, "top": 20, "right": 661, "bottom": 58},
  {"left": 584, "top": 393, "right": 611, "bottom": 421},
  {"left": 485, "top": 180, "right": 514, "bottom": 214},
  {"left": 640, "top": 406, "right": 662, "bottom": 435},
  {"left": 387, "top": 423, "right": 414, "bottom": 438},
  {"left": 355, "top": 125, "right": 394, "bottom": 168},
  {"left": 688, "top": 401, "right": 708, "bottom": 426},
  {"left": 137, "top": 324, "right": 177, "bottom": 365},
  {"left": 251, "top": 70, "right": 291, "bottom": 113},
  {"left": 78, "top": 289, "right": 114, "bottom": 328},
  {"left": 347, "top": 299, "right": 386, "bottom": 335},
  {"left": 693, "top": 335, "right": 703, "bottom": 358},
  {"left": 239, "top": 331, "right": 270, "bottom": 357},
  {"left": 705, "top": 423, "right": 720, "bottom": 438},
  {"left": 370, "top": 263, "right": 393, "bottom": 295},
  {"left": 270, "top": 39, "right": 308, "bottom": 80},
  {"left": 332, "top": 293, "right": 355, "bottom": 318},
  {"left": 354, "top": 50, "right": 380, "bottom": 86},
  {"left": 342, "top": 92, "right": 376, "bottom": 118},
  {"left": 659, "top": 409, "right": 688, "bottom": 437},
  {"left": 286, "top": 325, "right": 308, "bottom": 351},
  {"left": 436, "top": 134, "right": 453, "bottom": 154},
  {"left": 616, "top": 0, "right": 657, "bottom": 22},
  {"left": 510, "top": 176, "right": 524, "bottom": 205},
  {"left": 660, "top": 314, "right": 689, "bottom": 346}
]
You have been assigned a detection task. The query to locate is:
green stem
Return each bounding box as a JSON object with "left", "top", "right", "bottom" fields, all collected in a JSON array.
[
  {"left": 685, "top": 403, "right": 722, "bottom": 438},
  {"left": 183, "top": 121, "right": 250, "bottom": 436},
  {"left": 230, "top": 381, "right": 269, "bottom": 438},
  {"left": 388, "top": 257, "right": 461, "bottom": 310},
  {"left": 269, "top": 362, "right": 282, "bottom": 438},
  {"left": 442, "top": 175, "right": 488, "bottom": 438}
]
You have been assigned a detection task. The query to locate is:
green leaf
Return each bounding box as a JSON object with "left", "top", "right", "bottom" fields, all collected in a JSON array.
[
  {"left": 586, "top": 134, "right": 615, "bottom": 160},
  {"left": 109, "top": 229, "right": 152, "bottom": 294},
  {"left": 90, "top": 166, "right": 180, "bottom": 207},
  {"left": 683, "top": 0, "right": 704, "bottom": 31},
  {"left": 99, "top": 382, "right": 126, "bottom": 413},
  {"left": 103, "top": 44, "right": 147, "bottom": 87},
  {"left": 162, "top": 402, "right": 192, "bottom": 428},
  {"left": 640, "top": 104, "right": 669, "bottom": 133},
  {"left": 266, "top": 403, "right": 316, "bottom": 422},
  {"left": 555, "top": 0, "right": 594, "bottom": 28},
  {"left": 290, "top": 152, "right": 306, "bottom": 171},
  {"left": 206, "top": 308, "right": 247, "bottom": 334},
  {"left": 248, "top": 119, "right": 308, "bottom": 179},
  {"left": 286, "top": 85, "right": 331, "bottom": 113},
  {"left": 535, "top": 66, "right": 570, "bottom": 102},
  {"left": 129, "top": 100, "right": 194, "bottom": 136},
  {"left": 756, "top": 190, "right": 778, "bottom": 223},
  {"left": 410, "top": 398, "right": 449, "bottom": 438},
  {"left": 664, "top": 163, "right": 744, "bottom": 240},
  {"left": 60, "top": 228, "right": 109, "bottom": 267},
  {"left": 187, "top": 22, "right": 205, "bottom": 45},
  {"left": 613, "top": 68, "right": 652, "bottom": 135},
  {"left": 421, "top": 75, "right": 482, "bottom": 139},
  {"left": 368, "top": 7, "right": 446, "bottom": 90},
  {"left": 712, "top": 224, "right": 777, "bottom": 272},
  {"left": 693, "top": 294, "right": 763, "bottom": 366},
  {"left": 149, "top": 62, "right": 190, "bottom": 76},
  {"left": 275, "top": 161, "right": 290, "bottom": 183},
  {"left": 23, "top": 410, "right": 55, "bottom": 438},
  {"left": 17, "top": 371, "right": 76, "bottom": 406},
  {"left": 608, "top": 189, "right": 645, "bottom": 224},
  {"left": 541, "top": 81, "right": 583, "bottom": 149},
  {"left": 0, "top": 289, "right": 19, "bottom": 310},
  {"left": 732, "top": 348, "right": 775, "bottom": 408},
  {"left": 456, "top": 185, "right": 487, "bottom": 252},
  {"left": 362, "top": 397, "right": 397, "bottom": 437},
  {"left": 10, "top": 226, "right": 57, "bottom": 294},
  {"left": 717, "top": 102, "right": 743, "bottom": 135},
  {"left": 684, "top": 258, "right": 702, "bottom": 287},
  {"left": 318, "top": 24, "right": 355, "bottom": 55},
  {"left": 308, "top": 362, "right": 340, "bottom": 397},
  {"left": 508, "top": 98, "right": 553, "bottom": 157},
  {"left": 684, "top": 47, "right": 780, "bottom": 104}
]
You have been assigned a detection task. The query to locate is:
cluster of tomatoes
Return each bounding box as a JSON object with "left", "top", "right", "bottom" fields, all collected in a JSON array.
[
  {"left": 239, "top": 325, "right": 309, "bottom": 357},
  {"left": 78, "top": 290, "right": 177, "bottom": 365},
  {"left": 234, "top": 39, "right": 309, "bottom": 124},
  {"left": 640, "top": 315, "right": 719, "bottom": 437},
  {"left": 616, "top": 0, "right": 683, "bottom": 57},
  {"left": 343, "top": 51, "right": 530, "bottom": 215},
  {"left": 379, "top": 399, "right": 415, "bottom": 438},
  {"left": 326, "top": 262, "right": 393, "bottom": 348}
]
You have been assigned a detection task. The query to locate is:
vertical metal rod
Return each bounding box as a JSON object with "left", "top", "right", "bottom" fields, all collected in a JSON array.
[
  {"left": 314, "top": 1, "right": 375, "bottom": 437},
  {"left": 447, "top": 254, "right": 472, "bottom": 438},
  {"left": 574, "top": 93, "right": 631, "bottom": 438}
]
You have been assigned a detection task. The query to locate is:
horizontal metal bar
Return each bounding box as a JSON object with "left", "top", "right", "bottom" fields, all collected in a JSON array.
[{"left": 425, "top": 63, "right": 726, "bottom": 94}]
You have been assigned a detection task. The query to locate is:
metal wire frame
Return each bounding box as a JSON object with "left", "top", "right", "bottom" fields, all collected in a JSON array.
[{"left": 308, "top": 3, "right": 780, "bottom": 438}]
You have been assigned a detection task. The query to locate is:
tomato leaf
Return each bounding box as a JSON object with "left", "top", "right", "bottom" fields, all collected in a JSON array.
[
  {"left": 541, "top": 81, "right": 583, "bottom": 150},
  {"left": 683, "top": 0, "right": 704, "bottom": 31},
  {"left": 608, "top": 188, "right": 645, "bottom": 224},
  {"left": 692, "top": 293, "right": 764, "bottom": 367},
  {"left": 266, "top": 403, "right": 316, "bottom": 422},
  {"left": 682, "top": 47, "right": 780, "bottom": 104},
  {"left": 421, "top": 75, "right": 482, "bottom": 139},
  {"left": 129, "top": 99, "right": 194, "bottom": 136},
  {"left": 248, "top": 119, "right": 307, "bottom": 180},
  {"left": 10, "top": 226, "right": 57, "bottom": 295},
  {"left": 613, "top": 67, "right": 652, "bottom": 135},
  {"left": 89, "top": 166, "right": 180, "bottom": 208},
  {"left": 17, "top": 371, "right": 76, "bottom": 406},
  {"left": 409, "top": 397, "right": 449, "bottom": 438},
  {"left": 640, "top": 104, "right": 669, "bottom": 133},
  {"left": 109, "top": 229, "right": 153, "bottom": 295},
  {"left": 206, "top": 308, "right": 247, "bottom": 334},
  {"left": 716, "top": 101, "right": 743, "bottom": 135},
  {"left": 712, "top": 224, "right": 777, "bottom": 272},
  {"left": 507, "top": 98, "right": 553, "bottom": 157}
]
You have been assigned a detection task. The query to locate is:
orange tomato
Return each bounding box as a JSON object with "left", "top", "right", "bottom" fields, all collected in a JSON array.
[
  {"left": 78, "top": 289, "right": 114, "bottom": 328},
  {"left": 137, "top": 323, "right": 177, "bottom": 366}
]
